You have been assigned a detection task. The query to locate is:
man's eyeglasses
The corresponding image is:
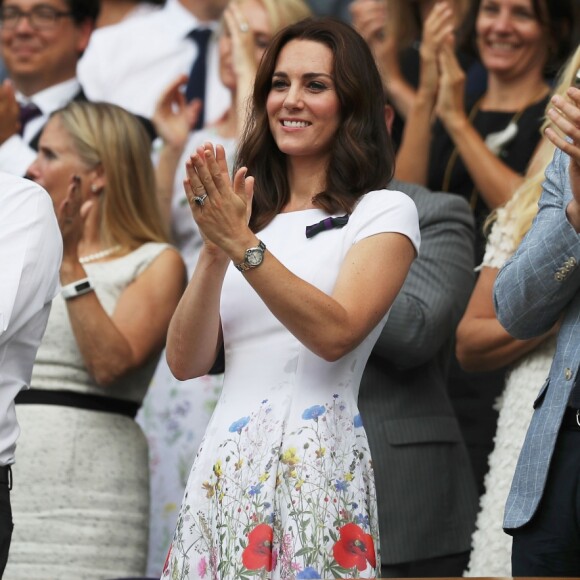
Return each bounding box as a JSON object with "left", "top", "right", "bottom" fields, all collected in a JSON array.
[{"left": 0, "top": 5, "right": 73, "bottom": 31}]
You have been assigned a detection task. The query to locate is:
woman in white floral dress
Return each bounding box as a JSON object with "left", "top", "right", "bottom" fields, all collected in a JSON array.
[
  {"left": 138, "top": 1, "right": 311, "bottom": 574},
  {"left": 162, "top": 17, "right": 420, "bottom": 580},
  {"left": 456, "top": 47, "right": 580, "bottom": 577}
]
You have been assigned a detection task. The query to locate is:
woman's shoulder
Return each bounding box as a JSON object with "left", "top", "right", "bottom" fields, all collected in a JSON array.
[
  {"left": 124, "top": 242, "right": 183, "bottom": 277},
  {"left": 350, "top": 189, "right": 420, "bottom": 252},
  {"left": 354, "top": 188, "right": 418, "bottom": 215}
]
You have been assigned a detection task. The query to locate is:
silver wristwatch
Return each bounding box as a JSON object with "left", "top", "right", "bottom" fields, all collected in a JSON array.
[{"left": 235, "top": 240, "right": 266, "bottom": 272}]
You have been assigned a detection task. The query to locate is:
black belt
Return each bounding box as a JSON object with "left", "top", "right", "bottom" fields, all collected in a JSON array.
[
  {"left": 561, "top": 407, "right": 580, "bottom": 431},
  {"left": 0, "top": 465, "right": 12, "bottom": 490},
  {"left": 15, "top": 389, "right": 139, "bottom": 419}
]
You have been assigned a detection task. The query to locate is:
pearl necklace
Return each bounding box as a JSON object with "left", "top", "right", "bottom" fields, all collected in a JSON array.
[{"left": 79, "top": 245, "right": 122, "bottom": 265}]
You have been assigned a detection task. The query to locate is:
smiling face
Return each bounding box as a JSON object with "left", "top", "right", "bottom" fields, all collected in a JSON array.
[
  {"left": 266, "top": 39, "right": 341, "bottom": 166},
  {"left": 27, "top": 114, "right": 97, "bottom": 209},
  {"left": 0, "top": 0, "right": 92, "bottom": 96},
  {"left": 218, "top": 0, "right": 272, "bottom": 90},
  {"left": 476, "top": 0, "right": 548, "bottom": 81}
]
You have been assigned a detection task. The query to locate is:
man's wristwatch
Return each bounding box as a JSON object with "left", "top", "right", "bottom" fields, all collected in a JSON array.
[{"left": 235, "top": 240, "right": 266, "bottom": 272}]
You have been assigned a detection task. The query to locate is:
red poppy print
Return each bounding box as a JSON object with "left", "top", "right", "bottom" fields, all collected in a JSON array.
[
  {"left": 242, "top": 523, "right": 274, "bottom": 571},
  {"left": 332, "top": 522, "right": 376, "bottom": 571}
]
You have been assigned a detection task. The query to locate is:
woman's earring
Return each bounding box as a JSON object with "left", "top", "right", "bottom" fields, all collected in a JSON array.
[{"left": 91, "top": 184, "right": 98, "bottom": 193}]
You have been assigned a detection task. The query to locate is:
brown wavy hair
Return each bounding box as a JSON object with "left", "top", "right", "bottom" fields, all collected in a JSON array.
[{"left": 235, "top": 17, "right": 394, "bottom": 233}]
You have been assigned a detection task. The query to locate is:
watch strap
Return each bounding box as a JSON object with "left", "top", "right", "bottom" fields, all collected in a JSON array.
[{"left": 61, "top": 278, "right": 95, "bottom": 300}]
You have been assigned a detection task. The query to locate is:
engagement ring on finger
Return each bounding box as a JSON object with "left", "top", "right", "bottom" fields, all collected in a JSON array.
[
  {"left": 239, "top": 22, "right": 249, "bottom": 33},
  {"left": 194, "top": 194, "right": 208, "bottom": 207}
]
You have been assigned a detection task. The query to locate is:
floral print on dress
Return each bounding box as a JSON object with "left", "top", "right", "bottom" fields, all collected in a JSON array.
[{"left": 164, "top": 394, "right": 379, "bottom": 579}]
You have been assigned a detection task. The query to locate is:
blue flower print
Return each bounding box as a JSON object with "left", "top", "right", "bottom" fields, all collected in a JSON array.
[
  {"left": 353, "top": 414, "right": 363, "bottom": 428},
  {"left": 229, "top": 416, "right": 250, "bottom": 433},
  {"left": 302, "top": 405, "right": 325, "bottom": 421},
  {"left": 334, "top": 479, "right": 349, "bottom": 492},
  {"left": 248, "top": 483, "right": 263, "bottom": 496},
  {"left": 297, "top": 567, "right": 321, "bottom": 578},
  {"left": 355, "top": 512, "right": 370, "bottom": 528}
]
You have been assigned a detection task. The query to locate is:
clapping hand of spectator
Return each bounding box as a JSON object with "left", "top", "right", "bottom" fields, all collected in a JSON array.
[
  {"left": 546, "top": 86, "right": 580, "bottom": 229},
  {"left": 435, "top": 39, "right": 467, "bottom": 133},
  {"left": 418, "top": 1, "right": 455, "bottom": 101},
  {"left": 350, "top": 0, "right": 399, "bottom": 92},
  {"left": 57, "top": 175, "right": 94, "bottom": 265},
  {"left": 153, "top": 74, "right": 202, "bottom": 153}
]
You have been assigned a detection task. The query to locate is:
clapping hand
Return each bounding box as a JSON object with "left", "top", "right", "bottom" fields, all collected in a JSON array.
[
  {"left": 57, "top": 175, "right": 94, "bottom": 264},
  {"left": 546, "top": 87, "right": 580, "bottom": 228},
  {"left": 153, "top": 75, "right": 202, "bottom": 151},
  {"left": 184, "top": 143, "right": 254, "bottom": 256}
]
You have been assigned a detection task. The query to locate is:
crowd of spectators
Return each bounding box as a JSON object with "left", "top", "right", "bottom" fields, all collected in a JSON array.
[{"left": 0, "top": 0, "right": 579, "bottom": 578}]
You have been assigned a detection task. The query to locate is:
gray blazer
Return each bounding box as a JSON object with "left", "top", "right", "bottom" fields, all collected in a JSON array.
[
  {"left": 359, "top": 180, "right": 479, "bottom": 565},
  {"left": 494, "top": 148, "right": 580, "bottom": 530}
]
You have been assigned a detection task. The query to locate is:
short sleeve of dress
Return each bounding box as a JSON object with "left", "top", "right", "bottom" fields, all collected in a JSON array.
[
  {"left": 349, "top": 189, "right": 421, "bottom": 255},
  {"left": 481, "top": 206, "right": 517, "bottom": 270}
]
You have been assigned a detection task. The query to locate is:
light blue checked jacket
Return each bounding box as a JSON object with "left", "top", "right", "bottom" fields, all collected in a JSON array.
[{"left": 494, "top": 147, "right": 580, "bottom": 529}]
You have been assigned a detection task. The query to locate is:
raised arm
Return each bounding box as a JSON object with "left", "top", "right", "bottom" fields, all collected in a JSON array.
[
  {"left": 494, "top": 88, "right": 580, "bottom": 339},
  {"left": 57, "top": 177, "right": 186, "bottom": 387},
  {"left": 167, "top": 144, "right": 418, "bottom": 379},
  {"left": 153, "top": 75, "right": 202, "bottom": 228},
  {"left": 394, "top": 3, "right": 455, "bottom": 184},
  {"left": 350, "top": 0, "right": 416, "bottom": 119},
  {"left": 434, "top": 44, "right": 543, "bottom": 208}
]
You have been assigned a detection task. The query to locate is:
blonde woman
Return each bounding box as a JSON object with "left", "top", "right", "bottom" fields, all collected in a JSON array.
[
  {"left": 456, "top": 47, "right": 580, "bottom": 577},
  {"left": 6, "top": 102, "right": 185, "bottom": 580},
  {"left": 138, "top": 0, "right": 312, "bottom": 575}
]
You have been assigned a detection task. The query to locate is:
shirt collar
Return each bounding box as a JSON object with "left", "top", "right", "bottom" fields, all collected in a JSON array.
[
  {"left": 17, "top": 78, "right": 81, "bottom": 115},
  {"left": 166, "top": 0, "right": 221, "bottom": 39}
]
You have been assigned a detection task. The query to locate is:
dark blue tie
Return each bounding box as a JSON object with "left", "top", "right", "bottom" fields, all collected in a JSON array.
[
  {"left": 185, "top": 28, "right": 212, "bottom": 130},
  {"left": 18, "top": 102, "right": 42, "bottom": 136}
]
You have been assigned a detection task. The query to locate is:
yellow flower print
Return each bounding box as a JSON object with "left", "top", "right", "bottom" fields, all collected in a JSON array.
[
  {"left": 202, "top": 481, "right": 215, "bottom": 499},
  {"left": 213, "top": 460, "right": 223, "bottom": 478},
  {"left": 281, "top": 447, "right": 300, "bottom": 466}
]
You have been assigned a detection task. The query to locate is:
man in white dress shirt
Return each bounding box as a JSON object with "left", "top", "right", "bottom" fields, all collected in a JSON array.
[
  {"left": 0, "top": 172, "right": 61, "bottom": 574},
  {"left": 78, "top": 0, "right": 230, "bottom": 124},
  {"left": 0, "top": 0, "right": 98, "bottom": 176}
]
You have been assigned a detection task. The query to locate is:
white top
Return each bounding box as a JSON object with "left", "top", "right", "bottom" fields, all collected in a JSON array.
[
  {"left": 31, "top": 243, "right": 173, "bottom": 404},
  {"left": 165, "top": 189, "right": 420, "bottom": 577},
  {"left": 0, "top": 78, "right": 81, "bottom": 177},
  {"left": 78, "top": 0, "right": 231, "bottom": 121},
  {"left": 0, "top": 173, "right": 62, "bottom": 465}
]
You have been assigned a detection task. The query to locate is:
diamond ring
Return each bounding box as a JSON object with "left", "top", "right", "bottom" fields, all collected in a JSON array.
[
  {"left": 193, "top": 194, "right": 208, "bottom": 207},
  {"left": 239, "top": 22, "right": 249, "bottom": 33}
]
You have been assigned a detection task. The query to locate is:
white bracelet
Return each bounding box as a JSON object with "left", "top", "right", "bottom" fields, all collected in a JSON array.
[{"left": 61, "top": 278, "right": 94, "bottom": 300}]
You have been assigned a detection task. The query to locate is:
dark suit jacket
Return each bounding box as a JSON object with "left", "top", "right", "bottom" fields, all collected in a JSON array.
[{"left": 359, "top": 180, "right": 479, "bottom": 565}]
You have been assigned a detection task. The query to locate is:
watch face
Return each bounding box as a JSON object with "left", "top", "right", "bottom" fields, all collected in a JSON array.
[{"left": 246, "top": 248, "right": 263, "bottom": 266}]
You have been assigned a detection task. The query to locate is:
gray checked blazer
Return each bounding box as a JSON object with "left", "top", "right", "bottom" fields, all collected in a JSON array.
[
  {"left": 359, "top": 180, "right": 479, "bottom": 565},
  {"left": 494, "top": 148, "right": 580, "bottom": 530}
]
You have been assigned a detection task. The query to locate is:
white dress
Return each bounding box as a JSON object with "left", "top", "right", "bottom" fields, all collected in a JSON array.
[
  {"left": 465, "top": 207, "right": 557, "bottom": 577},
  {"left": 137, "top": 128, "right": 236, "bottom": 576},
  {"left": 6, "top": 243, "right": 172, "bottom": 580},
  {"left": 163, "top": 190, "right": 420, "bottom": 580}
]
